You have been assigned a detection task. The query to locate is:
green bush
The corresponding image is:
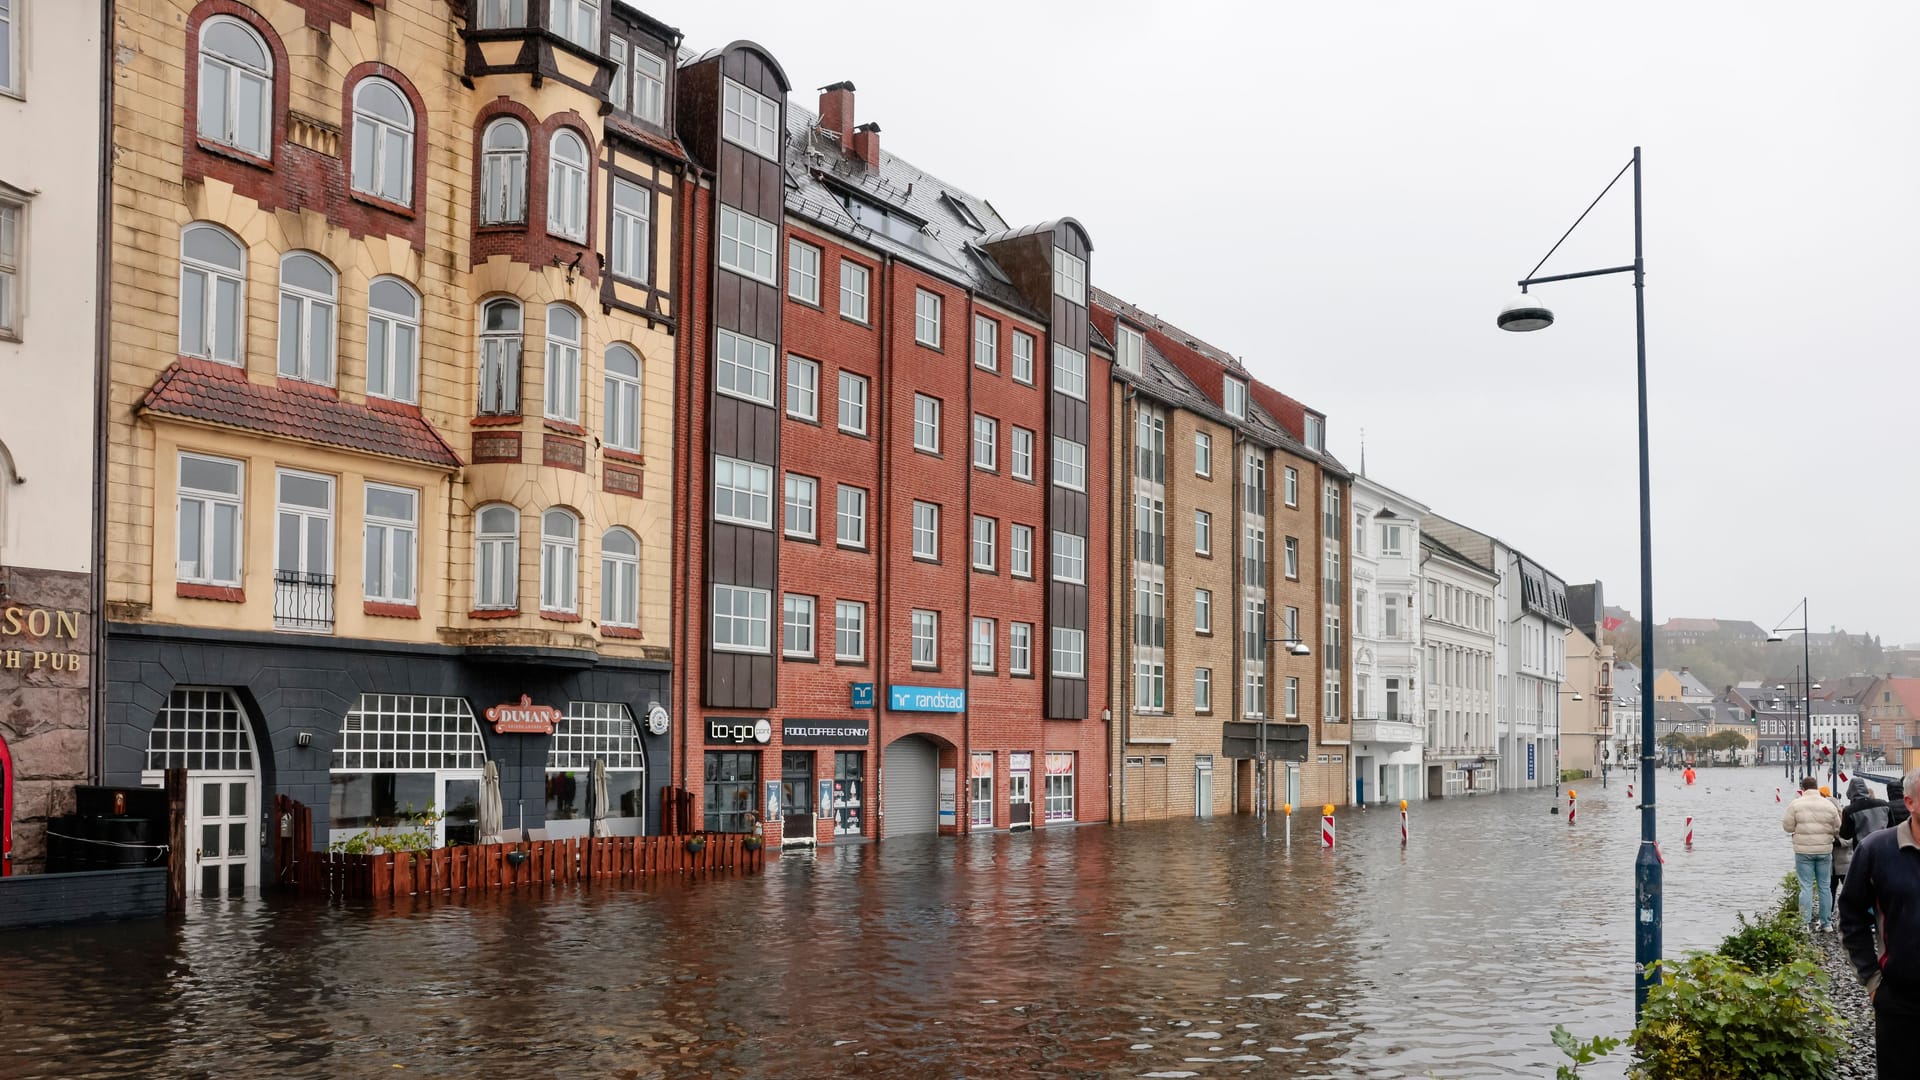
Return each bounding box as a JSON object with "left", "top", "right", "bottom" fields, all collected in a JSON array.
[
  {"left": 1718, "top": 909, "right": 1809, "bottom": 976},
  {"left": 1628, "top": 952, "right": 1844, "bottom": 1079}
]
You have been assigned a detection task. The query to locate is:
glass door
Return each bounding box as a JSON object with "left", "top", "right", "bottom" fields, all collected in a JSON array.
[
  {"left": 274, "top": 470, "right": 335, "bottom": 631},
  {"left": 1195, "top": 755, "right": 1214, "bottom": 818},
  {"left": 441, "top": 775, "right": 481, "bottom": 846},
  {"left": 780, "top": 751, "right": 814, "bottom": 842},
  {"left": 1008, "top": 752, "right": 1032, "bottom": 830},
  {"left": 190, "top": 775, "right": 255, "bottom": 898}
]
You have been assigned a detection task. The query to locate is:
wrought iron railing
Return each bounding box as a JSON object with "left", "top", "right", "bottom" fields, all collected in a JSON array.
[{"left": 274, "top": 570, "right": 335, "bottom": 632}]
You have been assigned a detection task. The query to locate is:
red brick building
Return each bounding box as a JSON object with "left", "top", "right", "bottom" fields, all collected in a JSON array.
[{"left": 673, "top": 74, "right": 1110, "bottom": 844}]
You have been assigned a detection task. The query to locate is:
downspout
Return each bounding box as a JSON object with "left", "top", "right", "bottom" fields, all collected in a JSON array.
[
  {"left": 1118, "top": 384, "right": 1135, "bottom": 824},
  {"left": 1230, "top": 428, "right": 1243, "bottom": 810},
  {"left": 874, "top": 250, "right": 893, "bottom": 832},
  {"left": 676, "top": 159, "right": 709, "bottom": 811},
  {"left": 90, "top": 0, "right": 118, "bottom": 784},
  {"left": 961, "top": 288, "right": 974, "bottom": 831}
]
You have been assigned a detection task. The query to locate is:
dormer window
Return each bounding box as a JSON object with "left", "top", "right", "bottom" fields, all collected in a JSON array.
[
  {"left": 1305, "top": 414, "right": 1324, "bottom": 451},
  {"left": 1053, "top": 250, "right": 1086, "bottom": 305},
  {"left": 1116, "top": 324, "right": 1145, "bottom": 375},
  {"left": 722, "top": 79, "right": 780, "bottom": 160},
  {"left": 1223, "top": 377, "right": 1247, "bottom": 420},
  {"left": 942, "top": 191, "right": 984, "bottom": 231}
]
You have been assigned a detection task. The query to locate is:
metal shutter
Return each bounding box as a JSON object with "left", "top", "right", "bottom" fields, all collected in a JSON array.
[{"left": 883, "top": 737, "right": 938, "bottom": 837}]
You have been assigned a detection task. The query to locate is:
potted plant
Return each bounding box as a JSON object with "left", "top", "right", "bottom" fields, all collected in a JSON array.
[
  {"left": 743, "top": 834, "right": 765, "bottom": 852},
  {"left": 684, "top": 835, "right": 707, "bottom": 854}
]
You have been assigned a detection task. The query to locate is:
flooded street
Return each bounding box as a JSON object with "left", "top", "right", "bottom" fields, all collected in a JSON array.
[{"left": 0, "top": 767, "right": 1806, "bottom": 1078}]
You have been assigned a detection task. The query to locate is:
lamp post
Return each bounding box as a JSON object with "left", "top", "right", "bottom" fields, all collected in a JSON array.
[
  {"left": 1768, "top": 599, "right": 1816, "bottom": 778},
  {"left": 1259, "top": 635, "right": 1312, "bottom": 838},
  {"left": 1497, "top": 146, "right": 1658, "bottom": 1016},
  {"left": 1555, "top": 689, "right": 1584, "bottom": 803}
]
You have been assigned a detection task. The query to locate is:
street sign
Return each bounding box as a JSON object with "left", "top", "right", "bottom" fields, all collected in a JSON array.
[
  {"left": 851, "top": 682, "right": 875, "bottom": 709},
  {"left": 1221, "top": 722, "right": 1310, "bottom": 762}
]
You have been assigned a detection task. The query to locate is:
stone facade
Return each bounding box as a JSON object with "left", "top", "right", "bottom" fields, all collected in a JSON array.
[{"left": 1, "top": 567, "right": 94, "bottom": 873}]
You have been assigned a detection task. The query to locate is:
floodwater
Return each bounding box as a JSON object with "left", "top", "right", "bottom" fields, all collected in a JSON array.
[{"left": 0, "top": 767, "right": 1814, "bottom": 1078}]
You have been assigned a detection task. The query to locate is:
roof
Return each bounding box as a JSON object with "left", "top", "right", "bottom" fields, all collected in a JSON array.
[
  {"left": 1661, "top": 618, "right": 1720, "bottom": 632},
  {"left": 140, "top": 359, "right": 461, "bottom": 469},
  {"left": 605, "top": 116, "right": 687, "bottom": 162},
  {"left": 1878, "top": 678, "right": 1920, "bottom": 716},
  {"left": 1418, "top": 531, "right": 1496, "bottom": 577},
  {"left": 1670, "top": 669, "right": 1714, "bottom": 697}
]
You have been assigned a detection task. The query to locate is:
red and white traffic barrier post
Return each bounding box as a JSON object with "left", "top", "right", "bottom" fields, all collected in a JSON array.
[
  {"left": 1399, "top": 799, "right": 1409, "bottom": 846},
  {"left": 1283, "top": 803, "right": 1292, "bottom": 848},
  {"left": 1322, "top": 804, "right": 1336, "bottom": 850},
  {"left": 1685, "top": 816, "right": 1693, "bottom": 850},
  {"left": 1776, "top": 788, "right": 1782, "bottom": 803},
  {"left": 1567, "top": 789, "right": 1576, "bottom": 825}
]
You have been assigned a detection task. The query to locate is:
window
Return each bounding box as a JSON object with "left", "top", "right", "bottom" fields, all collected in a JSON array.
[
  {"left": 1053, "top": 250, "right": 1087, "bottom": 305},
  {"left": 351, "top": 78, "right": 413, "bottom": 206},
  {"left": 1194, "top": 510, "right": 1212, "bottom": 556},
  {"left": 273, "top": 470, "right": 334, "bottom": 631},
  {"left": 1324, "top": 671, "right": 1342, "bottom": 721},
  {"left": 480, "top": 118, "right": 528, "bottom": 224},
  {"left": 788, "top": 240, "right": 820, "bottom": 303},
  {"left": 1052, "top": 437, "right": 1087, "bottom": 491},
  {"left": 601, "top": 527, "right": 639, "bottom": 628},
  {"left": 1135, "top": 656, "right": 1165, "bottom": 712},
  {"left": 549, "top": 0, "right": 600, "bottom": 48},
  {"left": 837, "top": 371, "right": 868, "bottom": 434},
  {"left": 716, "top": 329, "right": 775, "bottom": 405},
  {"left": 610, "top": 179, "right": 650, "bottom": 282},
  {"left": 1286, "top": 677, "right": 1300, "bottom": 718},
  {"left": 973, "top": 315, "right": 998, "bottom": 371},
  {"left": 478, "top": 298, "right": 522, "bottom": 415},
  {"left": 911, "top": 610, "right": 937, "bottom": 667},
  {"left": 1012, "top": 331, "right": 1035, "bottom": 384},
  {"left": 363, "top": 484, "right": 417, "bottom": 604},
  {"left": 366, "top": 278, "right": 419, "bottom": 403},
  {"left": 1052, "top": 344, "right": 1088, "bottom": 400},
  {"left": 712, "top": 584, "right": 771, "bottom": 653},
  {"left": 912, "top": 394, "right": 941, "bottom": 453},
  {"left": 703, "top": 750, "right": 758, "bottom": 834},
  {"left": 1011, "top": 524, "right": 1033, "bottom": 578},
  {"left": 1010, "top": 428, "right": 1034, "bottom": 481},
  {"left": 612, "top": 43, "right": 665, "bottom": 123},
  {"left": 782, "top": 594, "right": 815, "bottom": 657},
  {"left": 1305, "top": 415, "right": 1324, "bottom": 451},
  {"left": 176, "top": 453, "right": 243, "bottom": 586},
  {"left": 477, "top": 0, "right": 526, "bottom": 28},
  {"left": 1284, "top": 466, "right": 1299, "bottom": 508},
  {"left": 539, "top": 508, "right": 579, "bottom": 612},
  {"left": 971, "top": 515, "right": 996, "bottom": 571},
  {"left": 474, "top": 505, "right": 519, "bottom": 609},
  {"left": 1004, "top": 622, "right": 1032, "bottom": 675},
  {"left": 835, "top": 485, "right": 867, "bottom": 547},
  {"left": 972, "top": 415, "right": 997, "bottom": 470},
  {"left": 197, "top": 17, "right": 272, "bottom": 156},
  {"left": 786, "top": 356, "right": 819, "bottom": 420},
  {"left": 1285, "top": 536, "right": 1299, "bottom": 579},
  {"left": 839, "top": 260, "right": 870, "bottom": 322},
  {"left": 547, "top": 703, "right": 647, "bottom": 835},
  {"left": 179, "top": 224, "right": 245, "bottom": 365},
  {"left": 1285, "top": 605, "right": 1300, "bottom": 640},
  {"left": 1195, "top": 668, "right": 1213, "bottom": 712},
  {"left": 603, "top": 344, "right": 642, "bottom": 451},
  {"left": 718, "top": 206, "right": 778, "bottom": 284},
  {"left": 329, "top": 695, "right": 486, "bottom": 849},
  {"left": 834, "top": 600, "right": 865, "bottom": 660},
  {"left": 914, "top": 289, "right": 941, "bottom": 347},
  {"left": 1116, "top": 324, "right": 1144, "bottom": 374},
  {"left": 1051, "top": 629, "right": 1085, "bottom": 679},
  {"left": 722, "top": 78, "right": 780, "bottom": 159},
  {"left": 971, "top": 618, "right": 995, "bottom": 672},
  {"left": 783, "top": 474, "right": 817, "bottom": 539},
  {"left": 1195, "top": 589, "right": 1212, "bottom": 634},
  {"left": 1385, "top": 595, "right": 1401, "bottom": 638},
  {"left": 1051, "top": 530, "right": 1085, "bottom": 584},
  {"left": 1194, "top": 432, "right": 1212, "bottom": 477},
  {"left": 543, "top": 304, "right": 581, "bottom": 422},
  {"left": 1382, "top": 524, "right": 1405, "bottom": 555},
  {"left": 1223, "top": 377, "right": 1247, "bottom": 419},
  {"left": 547, "top": 130, "right": 588, "bottom": 241},
  {"left": 147, "top": 688, "right": 254, "bottom": 773},
  {"left": 277, "top": 252, "right": 337, "bottom": 384},
  {"left": 712, "top": 456, "right": 773, "bottom": 528},
  {"left": 969, "top": 752, "right": 994, "bottom": 828},
  {"left": 912, "top": 501, "right": 939, "bottom": 560},
  {"left": 1353, "top": 512, "right": 1366, "bottom": 555}
]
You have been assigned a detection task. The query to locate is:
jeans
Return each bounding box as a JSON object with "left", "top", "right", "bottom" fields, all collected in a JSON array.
[{"left": 1796, "top": 851, "right": 1834, "bottom": 924}]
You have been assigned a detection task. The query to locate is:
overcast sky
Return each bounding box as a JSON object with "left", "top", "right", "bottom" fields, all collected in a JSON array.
[{"left": 669, "top": 1, "right": 1920, "bottom": 643}]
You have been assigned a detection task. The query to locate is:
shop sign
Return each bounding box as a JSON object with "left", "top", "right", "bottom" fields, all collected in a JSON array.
[
  {"left": 939, "top": 767, "right": 957, "bottom": 824},
  {"left": 850, "top": 682, "right": 875, "bottom": 709},
  {"left": 816, "top": 779, "right": 834, "bottom": 820},
  {"left": 486, "top": 695, "right": 561, "bottom": 734},
  {"left": 0, "top": 603, "right": 85, "bottom": 674},
  {"left": 646, "top": 705, "right": 671, "bottom": 736},
  {"left": 782, "top": 718, "right": 870, "bottom": 746},
  {"left": 764, "top": 781, "right": 781, "bottom": 816},
  {"left": 888, "top": 685, "right": 965, "bottom": 712},
  {"left": 707, "top": 717, "right": 773, "bottom": 745}
]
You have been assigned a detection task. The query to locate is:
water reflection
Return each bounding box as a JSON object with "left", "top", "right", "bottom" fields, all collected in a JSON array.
[{"left": 0, "top": 768, "right": 1787, "bottom": 1078}]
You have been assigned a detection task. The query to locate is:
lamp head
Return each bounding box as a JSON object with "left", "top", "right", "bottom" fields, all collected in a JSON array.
[
  {"left": 1766, "top": 634, "right": 1785, "bottom": 643},
  {"left": 1573, "top": 692, "right": 1584, "bottom": 702},
  {"left": 1497, "top": 293, "right": 1554, "bottom": 332},
  {"left": 1290, "top": 642, "right": 1312, "bottom": 657}
]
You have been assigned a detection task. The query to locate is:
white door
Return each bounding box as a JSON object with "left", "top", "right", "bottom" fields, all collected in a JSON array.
[
  {"left": 883, "top": 737, "right": 938, "bottom": 837},
  {"left": 1195, "top": 756, "right": 1214, "bottom": 818},
  {"left": 191, "top": 774, "right": 257, "bottom": 899}
]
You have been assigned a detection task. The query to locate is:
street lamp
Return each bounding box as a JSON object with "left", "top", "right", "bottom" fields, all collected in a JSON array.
[
  {"left": 1497, "top": 146, "right": 1658, "bottom": 1016},
  {"left": 1259, "top": 635, "right": 1312, "bottom": 837},
  {"left": 1767, "top": 599, "right": 1816, "bottom": 778},
  {"left": 1554, "top": 689, "right": 1584, "bottom": 804}
]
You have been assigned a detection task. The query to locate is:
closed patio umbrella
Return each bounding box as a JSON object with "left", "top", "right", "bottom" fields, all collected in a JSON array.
[
  {"left": 589, "top": 758, "right": 611, "bottom": 838},
  {"left": 478, "top": 760, "right": 504, "bottom": 846}
]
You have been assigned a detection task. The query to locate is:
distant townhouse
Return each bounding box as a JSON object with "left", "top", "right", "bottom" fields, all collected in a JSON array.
[
  {"left": 1418, "top": 533, "right": 1499, "bottom": 795},
  {"left": 1348, "top": 474, "right": 1428, "bottom": 803},
  {"left": 1561, "top": 623, "right": 1616, "bottom": 779},
  {"left": 1863, "top": 678, "right": 1920, "bottom": 762}
]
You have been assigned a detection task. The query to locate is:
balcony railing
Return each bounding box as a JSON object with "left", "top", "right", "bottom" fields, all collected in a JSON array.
[{"left": 274, "top": 570, "right": 336, "bottom": 632}]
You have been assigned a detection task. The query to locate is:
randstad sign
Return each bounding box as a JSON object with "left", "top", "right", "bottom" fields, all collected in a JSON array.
[{"left": 888, "top": 685, "right": 965, "bottom": 713}]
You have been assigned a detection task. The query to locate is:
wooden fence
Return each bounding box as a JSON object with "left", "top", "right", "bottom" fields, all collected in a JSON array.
[{"left": 289, "top": 831, "right": 764, "bottom": 900}]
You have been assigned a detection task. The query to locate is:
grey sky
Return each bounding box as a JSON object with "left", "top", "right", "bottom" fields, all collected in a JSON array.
[{"left": 669, "top": 1, "right": 1920, "bottom": 643}]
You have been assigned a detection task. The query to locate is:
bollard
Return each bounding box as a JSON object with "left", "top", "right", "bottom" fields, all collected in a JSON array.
[
  {"left": 1322, "top": 804, "right": 1336, "bottom": 850},
  {"left": 1776, "top": 787, "right": 1782, "bottom": 803},
  {"left": 1627, "top": 782, "right": 1634, "bottom": 800},
  {"left": 1685, "top": 816, "right": 1693, "bottom": 850},
  {"left": 1400, "top": 799, "right": 1409, "bottom": 846},
  {"left": 1568, "top": 789, "right": 1577, "bottom": 825},
  {"left": 1283, "top": 803, "right": 1292, "bottom": 848}
]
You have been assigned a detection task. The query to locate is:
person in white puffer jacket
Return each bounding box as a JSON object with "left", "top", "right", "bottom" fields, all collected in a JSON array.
[{"left": 1783, "top": 775, "right": 1845, "bottom": 931}]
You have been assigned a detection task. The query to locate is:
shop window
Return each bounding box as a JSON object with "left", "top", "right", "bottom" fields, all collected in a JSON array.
[
  {"left": 544, "top": 702, "right": 646, "bottom": 836},
  {"left": 969, "top": 752, "right": 993, "bottom": 827},
  {"left": 1044, "top": 752, "right": 1075, "bottom": 821},
  {"left": 329, "top": 694, "right": 486, "bottom": 848},
  {"left": 704, "top": 750, "right": 757, "bottom": 833},
  {"left": 832, "top": 751, "right": 865, "bottom": 836}
]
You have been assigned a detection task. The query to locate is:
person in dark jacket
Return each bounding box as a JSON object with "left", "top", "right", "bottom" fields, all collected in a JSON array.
[
  {"left": 1891, "top": 777, "right": 1911, "bottom": 830},
  {"left": 1839, "top": 768, "right": 1920, "bottom": 1079},
  {"left": 1839, "top": 777, "right": 1890, "bottom": 897}
]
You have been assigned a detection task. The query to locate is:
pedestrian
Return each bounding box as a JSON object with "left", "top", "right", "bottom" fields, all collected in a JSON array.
[
  {"left": 1841, "top": 776, "right": 1893, "bottom": 845},
  {"left": 1832, "top": 787, "right": 1855, "bottom": 900},
  {"left": 1838, "top": 767, "right": 1920, "bottom": 1079},
  {"left": 1892, "top": 777, "right": 1911, "bottom": 831},
  {"left": 1782, "top": 776, "right": 1843, "bottom": 932}
]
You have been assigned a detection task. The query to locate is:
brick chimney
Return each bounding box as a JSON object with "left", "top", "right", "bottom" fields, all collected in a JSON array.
[
  {"left": 853, "top": 122, "right": 881, "bottom": 168},
  {"left": 818, "top": 81, "right": 856, "bottom": 154}
]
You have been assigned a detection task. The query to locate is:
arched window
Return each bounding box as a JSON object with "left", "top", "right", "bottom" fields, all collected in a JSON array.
[
  {"left": 600, "top": 527, "right": 638, "bottom": 628},
  {"left": 474, "top": 504, "right": 519, "bottom": 610},
  {"left": 543, "top": 304, "right": 581, "bottom": 423},
  {"left": 479, "top": 118, "right": 528, "bottom": 225},
  {"left": 145, "top": 688, "right": 255, "bottom": 772},
  {"left": 476, "top": 0, "right": 527, "bottom": 29},
  {"left": 603, "top": 344, "right": 641, "bottom": 451},
  {"left": 549, "top": 0, "right": 600, "bottom": 50},
  {"left": 547, "top": 129, "right": 588, "bottom": 242},
  {"left": 180, "top": 223, "right": 245, "bottom": 365},
  {"left": 331, "top": 694, "right": 487, "bottom": 848},
  {"left": 540, "top": 508, "right": 579, "bottom": 613},
  {"left": 545, "top": 702, "right": 646, "bottom": 837},
  {"left": 366, "top": 277, "right": 419, "bottom": 402},
  {"left": 277, "top": 252, "right": 336, "bottom": 384},
  {"left": 351, "top": 77, "right": 414, "bottom": 206},
  {"left": 198, "top": 16, "right": 272, "bottom": 157},
  {"left": 478, "top": 298, "right": 522, "bottom": 415}
]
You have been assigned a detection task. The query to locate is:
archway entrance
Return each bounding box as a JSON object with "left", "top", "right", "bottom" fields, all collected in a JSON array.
[
  {"left": 141, "top": 688, "right": 260, "bottom": 898},
  {"left": 882, "top": 735, "right": 939, "bottom": 837}
]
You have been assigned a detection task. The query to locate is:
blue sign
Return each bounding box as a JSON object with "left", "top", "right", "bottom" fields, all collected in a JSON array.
[
  {"left": 888, "top": 685, "right": 966, "bottom": 712},
  {"left": 851, "top": 682, "right": 875, "bottom": 709},
  {"left": 1527, "top": 743, "right": 1537, "bottom": 781}
]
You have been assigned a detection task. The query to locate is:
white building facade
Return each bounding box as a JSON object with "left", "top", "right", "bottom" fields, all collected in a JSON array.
[
  {"left": 1348, "top": 475, "right": 1428, "bottom": 804},
  {"left": 1418, "top": 533, "right": 1500, "bottom": 795},
  {"left": 1504, "top": 553, "right": 1570, "bottom": 789}
]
